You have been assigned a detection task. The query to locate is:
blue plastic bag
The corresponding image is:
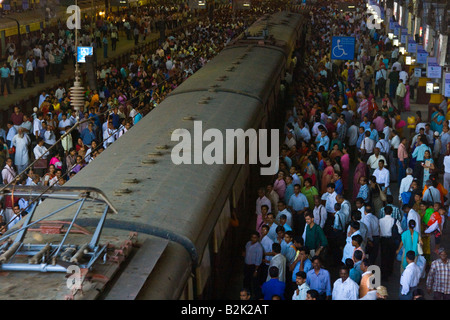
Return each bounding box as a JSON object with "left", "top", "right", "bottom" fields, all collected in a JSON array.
[{"left": 396, "top": 248, "right": 403, "bottom": 262}]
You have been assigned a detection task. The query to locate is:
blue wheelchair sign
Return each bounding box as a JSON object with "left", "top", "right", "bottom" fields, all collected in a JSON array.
[
  {"left": 331, "top": 37, "right": 355, "bottom": 60},
  {"left": 77, "top": 47, "right": 93, "bottom": 63}
]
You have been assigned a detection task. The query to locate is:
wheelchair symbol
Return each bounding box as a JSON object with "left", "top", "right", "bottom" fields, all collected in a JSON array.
[{"left": 332, "top": 40, "right": 347, "bottom": 58}]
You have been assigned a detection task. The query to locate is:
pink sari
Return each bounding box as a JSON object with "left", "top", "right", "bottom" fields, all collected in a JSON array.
[
  {"left": 403, "top": 85, "right": 410, "bottom": 111},
  {"left": 321, "top": 165, "right": 335, "bottom": 194}
]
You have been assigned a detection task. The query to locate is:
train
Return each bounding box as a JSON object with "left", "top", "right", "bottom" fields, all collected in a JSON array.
[{"left": 0, "top": 10, "right": 306, "bottom": 299}]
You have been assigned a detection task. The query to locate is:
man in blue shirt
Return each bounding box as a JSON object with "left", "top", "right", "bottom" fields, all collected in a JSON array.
[
  {"left": 262, "top": 266, "right": 286, "bottom": 300},
  {"left": 412, "top": 136, "right": 432, "bottom": 186},
  {"left": 80, "top": 122, "right": 97, "bottom": 146},
  {"left": 288, "top": 184, "right": 309, "bottom": 233},
  {"left": 0, "top": 63, "right": 12, "bottom": 95},
  {"left": 291, "top": 246, "right": 312, "bottom": 283},
  {"left": 306, "top": 256, "right": 332, "bottom": 300}
]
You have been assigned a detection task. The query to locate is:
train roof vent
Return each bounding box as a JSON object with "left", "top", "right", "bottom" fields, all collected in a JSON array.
[
  {"left": 225, "top": 66, "right": 235, "bottom": 72},
  {"left": 123, "top": 178, "right": 139, "bottom": 184},
  {"left": 141, "top": 158, "right": 158, "bottom": 165},
  {"left": 156, "top": 144, "right": 171, "bottom": 150},
  {"left": 148, "top": 151, "right": 163, "bottom": 157},
  {"left": 115, "top": 188, "right": 133, "bottom": 195},
  {"left": 183, "top": 116, "right": 195, "bottom": 121},
  {"left": 216, "top": 75, "right": 228, "bottom": 81}
]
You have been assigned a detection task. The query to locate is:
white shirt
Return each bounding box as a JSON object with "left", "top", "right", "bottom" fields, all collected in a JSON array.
[
  {"left": 373, "top": 167, "right": 390, "bottom": 187},
  {"left": 359, "top": 290, "right": 377, "bottom": 300},
  {"left": 379, "top": 215, "right": 403, "bottom": 237},
  {"left": 33, "top": 144, "right": 49, "bottom": 159},
  {"left": 322, "top": 191, "right": 337, "bottom": 213},
  {"left": 361, "top": 137, "right": 375, "bottom": 153},
  {"left": 398, "top": 175, "right": 414, "bottom": 200},
  {"left": 400, "top": 262, "right": 421, "bottom": 295},
  {"left": 407, "top": 209, "right": 421, "bottom": 234},
  {"left": 267, "top": 253, "right": 286, "bottom": 283},
  {"left": 332, "top": 277, "right": 359, "bottom": 300},
  {"left": 444, "top": 155, "right": 450, "bottom": 173},
  {"left": 33, "top": 118, "right": 43, "bottom": 137},
  {"left": 313, "top": 205, "right": 328, "bottom": 229},
  {"left": 361, "top": 213, "right": 380, "bottom": 240},
  {"left": 367, "top": 154, "right": 387, "bottom": 169},
  {"left": 292, "top": 283, "right": 310, "bottom": 300},
  {"left": 390, "top": 134, "right": 401, "bottom": 149}
]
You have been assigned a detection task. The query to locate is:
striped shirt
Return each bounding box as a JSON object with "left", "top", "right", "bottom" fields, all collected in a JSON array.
[
  {"left": 426, "top": 258, "right": 450, "bottom": 294},
  {"left": 379, "top": 204, "right": 402, "bottom": 220}
]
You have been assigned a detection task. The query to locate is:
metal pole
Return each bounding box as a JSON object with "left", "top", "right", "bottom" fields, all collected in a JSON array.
[
  {"left": 0, "top": 199, "right": 84, "bottom": 243},
  {"left": 53, "top": 198, "right": 87, "bottom": 257}
]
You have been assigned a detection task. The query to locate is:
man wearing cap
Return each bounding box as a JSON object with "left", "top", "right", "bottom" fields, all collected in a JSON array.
[
  {"left": 426, "top": 248, "right": 450, "bottom": 300},
  {"left": 341, "top": 105, "right": 352, "bottom": 126}
]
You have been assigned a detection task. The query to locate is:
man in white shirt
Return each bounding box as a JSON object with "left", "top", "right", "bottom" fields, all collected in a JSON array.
[
  {"left": 367, "top": 148, "right": 387, "bottom": 173},
  {"left": 399, "top": 251, "right": 421, "bottom": 300},
  {"left": 399, "top": 69, "right": 409, "bottom": 84},
  {"left": 361, "top": 205, "right": 380, "bottom": 265},
  {"left": 321, "top": 183, "right": 337, "bottom": 214},
  {"left": 266, "top": 242, "right": 286, "bottom": 283},
  {"left": 312, "top": 195, "right": 328, "bottom": 229},
  {"left": 398, "top": 168, "right": 414, "bottom": 202},
  {"left": 33, "top": 112, "right": 44, "bottom": 138},
  {"left": 292, "top": 271, "right": 310, "bottom": 300},
  {"left": 33, "top": 138, "right": 49, "bottom": 160},
  {"left": 332, "top": 266, "right": 359, "bottom": 300},
  {"left": 379, "top": 206, "right": 403, "bottom": 280},
  {"left": 373, "top": 159, "right": 390, "bottom": 189},
  {"left": 55, "top": 85, "right": 66, "bottom": 100}
]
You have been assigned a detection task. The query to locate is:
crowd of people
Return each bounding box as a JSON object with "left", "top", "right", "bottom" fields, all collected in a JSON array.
[
  {"left": 1, "top": 3, "right": 204, "bottom": 94},
  {"left": 242, "top": 0, "right": 450, "bottom": 300},
  {"left": 0, "top": 4, "right": 283, "bottom": 233}
]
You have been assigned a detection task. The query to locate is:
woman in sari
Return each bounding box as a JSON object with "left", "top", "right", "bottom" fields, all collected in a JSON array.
[
  {"left": 341, "top": 145, "right": 350, "bottom": 193},
  {"left": 301, "top": 177, "right": 319, "bottom": 209},
  {"left": 396, "top": 220, "right": 422, "bottom": 272},
  {"left": 403, "top": 81, "right": 411, "bottom": 111},
  {"left": 353, "top": 157, "right": 369, "bottom": 201},
  {"left": 321, "top": 158, "right": 335, "bottom": 195}
]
